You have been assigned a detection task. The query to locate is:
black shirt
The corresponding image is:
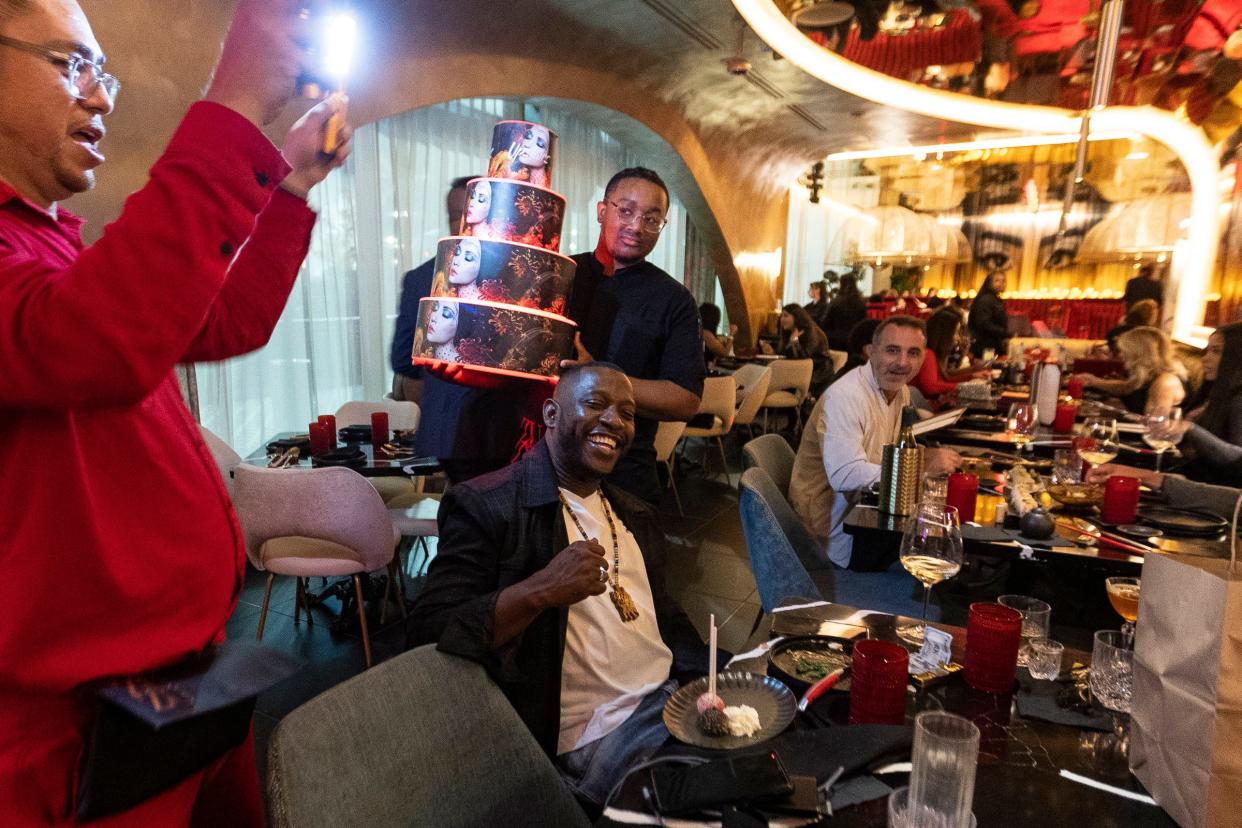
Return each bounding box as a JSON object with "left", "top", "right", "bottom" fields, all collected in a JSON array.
[
  {"left": 1123, "top": 276, "right": 1162, "bottom": 308},
  {"left": 567, "top": 252, "right": 706, "bottom": 502}
]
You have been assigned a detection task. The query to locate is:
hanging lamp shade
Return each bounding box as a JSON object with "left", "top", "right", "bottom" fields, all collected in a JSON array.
[
  {"left": 1078, "top": 194, "right": 1194, "bottom": 261},
  {"left": 927, "top": 219, "right": 973, "bottom": 263},
  {"left": 832, "top": 205, "right": 936, "bottom": 265}
]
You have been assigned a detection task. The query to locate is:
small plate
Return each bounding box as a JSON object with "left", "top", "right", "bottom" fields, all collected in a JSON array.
[
  {"left": 1117, "top": 524, "right": 1163, "bottom": 540},
  {"left": 663, "top": 671, "right": 795, "bottom": 750},
  {"left": 767, "top": 636, "right": 853, "bottom": 695},
  {"left": 1138, "top": 506, "right": 1228, "bottom": 537}
]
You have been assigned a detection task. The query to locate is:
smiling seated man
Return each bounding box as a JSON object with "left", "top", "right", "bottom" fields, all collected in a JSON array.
[
  {"left": 408, "top": 362, "right": 710, "bottom": 815},
  {"left": 790, "top": 315, "right": 961, "bottom": 570}
]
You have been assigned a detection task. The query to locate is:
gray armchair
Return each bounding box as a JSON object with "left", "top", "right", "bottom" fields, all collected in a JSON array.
[{"left": 267, "top": 645, "right": 589, "bottom": 828}]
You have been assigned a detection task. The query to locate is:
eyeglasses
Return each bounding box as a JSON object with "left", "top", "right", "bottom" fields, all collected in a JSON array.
[
  {"left": 0, "top": 34, "right": 120, "bottom": 104},
  {"left": 606, "top": 200, "right": 667, "bottom": 234}
]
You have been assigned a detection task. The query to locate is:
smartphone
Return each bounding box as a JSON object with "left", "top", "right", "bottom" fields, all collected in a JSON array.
[
  {"left": 758, "top": 775, "right": 822, "bottom": 817},
  {"left": 649, "top": 752, "right": 794, "bottom": 816}
]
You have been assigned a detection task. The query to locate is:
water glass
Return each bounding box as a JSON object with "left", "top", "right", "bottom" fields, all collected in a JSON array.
[
  {"left": 964, "top": 603, "right": 1022, "bottom": 693},
  {"left": 1027, "top": 638, "right": 1064, "bottom": 680},
  {"left": 922, "top": 474, "right": 949, "bottom": 506},
  {"left": 888, "top": 786, "right": 978, "bottom": 828},
  {"left": 1007, "top": 402, "right": 1038, "bottom": 448},
  {"left": 849, "top": 639, "right": 910, "bottom": 725},
  {"left": 1090, "top": 630, "right": 1134, "bottom": 714},
  {"left": 1052, "top": 449, "right": 1082, "bottom": 484},
  {"left": 997, "top": 595, "right": 1051, "bottom": 667},
  {"left": 907, "top": 712, "right": 980, "bottom": 828}
]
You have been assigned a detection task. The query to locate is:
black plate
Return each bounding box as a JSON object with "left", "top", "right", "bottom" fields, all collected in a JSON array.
[
  {"left": 338, "top": 424, "right": 372, "bottom": 442},
  {"left": 767, "top": 636, "right": 854, "bottom": 696},
  {"left": 1138, "top": 506, "right": 1228, "bottom": 537},
  {"left": 311, "top": 448, "right": 367, "bottom": 468}
]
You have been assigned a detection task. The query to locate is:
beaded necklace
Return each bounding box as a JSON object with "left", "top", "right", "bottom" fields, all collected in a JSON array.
[{"left": 559, "top": 491, "right": 639, "bottom": 622}]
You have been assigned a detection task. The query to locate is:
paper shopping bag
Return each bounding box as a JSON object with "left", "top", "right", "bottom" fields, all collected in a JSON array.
[{"left": 1130, "top": 548, "right": 1242, "bottom": 827}]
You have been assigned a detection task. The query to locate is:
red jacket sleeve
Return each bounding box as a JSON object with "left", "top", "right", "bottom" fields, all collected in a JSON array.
[
  {"left": 914, "top": 352, "right": 959, "bottom": 398},
  {"left": 0, "top": 101, "right": 313, "bottom": 408},
  {"left": 179, "top": 188, "right": 315, "bottom": 363}
]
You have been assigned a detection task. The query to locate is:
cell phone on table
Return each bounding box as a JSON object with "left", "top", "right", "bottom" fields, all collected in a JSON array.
[{"left": 649, "top": 751, "right": 794, "bottom": 816}]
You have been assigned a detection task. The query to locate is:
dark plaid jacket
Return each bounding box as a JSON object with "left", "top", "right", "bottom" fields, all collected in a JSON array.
[{"left": 407, "top": 440, "right": 709, "bottom": 756}]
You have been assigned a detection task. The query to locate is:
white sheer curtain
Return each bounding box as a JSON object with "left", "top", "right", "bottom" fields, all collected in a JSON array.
[{"left": 197, "top": 97, "right": 688, "bottom": 454}]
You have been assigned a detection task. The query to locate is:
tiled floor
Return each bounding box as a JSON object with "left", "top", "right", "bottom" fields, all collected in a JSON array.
[{"left": 229, "top": 433, "right": 771, "bottom": 775}]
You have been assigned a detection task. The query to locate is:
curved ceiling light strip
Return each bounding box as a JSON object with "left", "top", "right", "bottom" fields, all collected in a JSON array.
[{"left": 733, "top": 0, "right": 1220, "bottom": 343}]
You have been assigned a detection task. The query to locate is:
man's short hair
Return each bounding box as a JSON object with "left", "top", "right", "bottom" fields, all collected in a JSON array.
[
  {"left": 603, "top": 167, "right": 669, "bottom": 206},
  {"left": 556, "top": 361, "right": 627, "bottom": 398},
  {"left": 449, "top": 176, "right": 476, "bottom": 191},
  {"left": 872, "top": 315, "right": 926, "bottom": 345}
]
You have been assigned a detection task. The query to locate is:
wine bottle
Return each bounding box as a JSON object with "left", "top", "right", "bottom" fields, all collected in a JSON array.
[{"left": 897, "top": 406, "right": 918, "bottom": 448}]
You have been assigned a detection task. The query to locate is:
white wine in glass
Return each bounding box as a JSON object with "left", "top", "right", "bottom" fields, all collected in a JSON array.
[
  {"left": 897, "top": 503, "right": 964, "bottom": 646},
  {"left": 1076, "top": 417, "right": 1120, "bottom": 466},
  {"left": 1007, "top": 402, "right": 1038, "bottom": 449}
]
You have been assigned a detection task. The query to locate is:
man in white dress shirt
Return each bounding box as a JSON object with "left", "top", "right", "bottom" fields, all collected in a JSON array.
[{"left": 790, "top": 316, "right": 960, "bottom": 568}]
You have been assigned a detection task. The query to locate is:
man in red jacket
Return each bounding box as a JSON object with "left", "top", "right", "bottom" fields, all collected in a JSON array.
[{"left": 0, "top": 0, "right": 351, "bottom": 824}]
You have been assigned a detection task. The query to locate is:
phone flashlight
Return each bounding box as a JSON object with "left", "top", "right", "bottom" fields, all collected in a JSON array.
[{"left": 321, "top": 11, "right": 356, "bottom": 154}]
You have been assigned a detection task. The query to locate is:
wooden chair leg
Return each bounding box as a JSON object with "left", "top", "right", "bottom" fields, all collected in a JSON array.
[
  {"left": 293, "top": 577, "right": 302, "bottom": 626},
  {"left": 257, "top": 573, "right": 274, "bottom": 640},
  {"left": 670, "top": 472, "right": 684, "bottom": 517},
  {"left": 391, "top": 558, "right": 408, "bottom": 619},
  {"left": 301, "top": 577, "right": 313, "bottom": 628},
  {"left": 717, "top": 437, "right": 729, "bottom": 481},
  {"left": 353, "top": 574, "right": 373, "bottom": 668},
  {"left": 380, "top": 566, "right": 391, "bottom": 626}
]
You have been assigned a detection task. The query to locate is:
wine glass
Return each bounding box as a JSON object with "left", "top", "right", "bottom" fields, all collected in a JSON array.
[
  {"left": 1007, "top": 402, "right": 1038, "bottom": 450},
  {"left": 897, "top": 503, "right": 964, "bottom": 646},
  {"left": 1143, "top": 407, "right": 1183, "bottom": 472},
  {"left": 1075, "top": 417, "right": 1120, "bottom": 467},
  {"left": 1105, "top": 576, "right": 1141, "bottom": 645}
]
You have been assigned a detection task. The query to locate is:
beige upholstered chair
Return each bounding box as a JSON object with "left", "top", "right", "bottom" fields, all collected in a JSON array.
[
  {"left": 828, "top": 349, "right": 849, "bottom": 374},
  {"left": 682, "top": 375, "right": 738, "bottom": 479},
  {"left": 198, "top": 425, "right": 242, "bottom": 498},
  {"left": 334, "top": 399, "right": 423, "bottom": 504},
  {"left": 729, "top": 364, "right": 772, "bottom": 440},
  {"left": 760, "top": 358, "right": 813, "bottom": 434},
  {"left": 653, "top": 420, "right": 688, "bottom": 515},
  {"left": 233, "top": 465, "right": 402, "bottom": 667}
]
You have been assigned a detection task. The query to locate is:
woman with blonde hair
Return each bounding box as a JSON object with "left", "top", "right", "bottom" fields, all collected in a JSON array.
[{"left": 1074, "top": 326, "right": 1186, "bottom": 414}]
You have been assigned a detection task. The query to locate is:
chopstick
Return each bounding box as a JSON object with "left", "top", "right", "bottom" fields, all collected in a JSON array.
[{"left": 1055, "top": 520, "right": 1154, "bottom": 556}]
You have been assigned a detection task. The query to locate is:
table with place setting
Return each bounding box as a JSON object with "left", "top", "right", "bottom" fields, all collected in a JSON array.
[{"left": 597, "top": 599, "right": 1175, "bottom": 827}]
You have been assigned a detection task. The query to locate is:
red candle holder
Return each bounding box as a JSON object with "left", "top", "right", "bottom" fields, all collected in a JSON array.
[
  {"left": 946, "top": 472, "right": 978, "bottom": 524},
  {"left": 849, "top": 639, "right": 909, "bottom": 725},
  {"left": 964, "top": 602, "right": 1022, "bottom": 693},
  {"left": 1066, "top": 377, "right": 1084, "bottom": 400},
  {"left": 370, "top": 411, "right": 389, "bottom": 452},
  {"left": 1101, "top": 475, "right": 1140, "bottom": 524},
  {"left": 317, "top": 414, "right": 337, "bottom": 446},
  {"left": 1053, "top": 403, "right": 1078, "bottom": 434},
  {"left": 308, "top": 422, "right": 332, "bottom": 456}
]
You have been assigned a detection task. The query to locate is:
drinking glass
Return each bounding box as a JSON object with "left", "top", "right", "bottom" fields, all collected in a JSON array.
[
  {"left": 922, "top": 474, "right": 949, "bottom": 506},
  {"left": 1105, "top": 576, "right": 1141, "bottom": 644},
  {"left": 1075, "top": 417, "right": 1120, "bottom": 467},
  {"left": 907, "top": 712, "right": 980, "bottom": 828},
  {"left": 897, "top": 503, "right": 964, "bottom": 646},
  {"left": 887, "top": 786, "right": 978, "bottom": 828},
  {"left": 1090, "top": 630, "right": 1134, "bottom": 714},
  {"left": 1142, "top": 407, "right": 1183, "bottom": 472},
  {"left": 1053, "top": 448, "right": 1082, "bottom": 484},
  {"left": 1027, "top": 638, "right": 1064, "bottom": 680},
  {"left": 1007, "top": 402, "right": 1038, "bottom": 449},
  {"left": 997, "top": 595, "right": 1051, "bottom": 667}
]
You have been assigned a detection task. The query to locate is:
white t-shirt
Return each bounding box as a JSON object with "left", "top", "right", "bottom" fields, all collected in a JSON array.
[
  {"left": 789, "top": 363, "right": 909, "bottom": 567},
  {"left": 557, "top": 488, "right": 674, "bottom": 756}
]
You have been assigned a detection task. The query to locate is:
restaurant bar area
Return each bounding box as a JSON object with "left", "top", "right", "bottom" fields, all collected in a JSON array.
[{"left": 3, "top": 0, "right": 1241, "bottom": 825}]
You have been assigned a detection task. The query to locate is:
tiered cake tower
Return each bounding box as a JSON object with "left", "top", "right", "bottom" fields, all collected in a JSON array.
[{"left": 411, "top": 120, "right": 577, "bottom": 379}]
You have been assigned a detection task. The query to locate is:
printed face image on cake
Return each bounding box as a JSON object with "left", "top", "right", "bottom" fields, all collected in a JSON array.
[
  {"left": 458, "top": 177, "right": 566, "bottom": 252},
  {"left": 488, "top": 121, "right": 556, "bottom": 188},
  {"left": 430, "top": 236, "right": 575, "bottom": 314},
  {"left": 412, "top": 298, "right": 577, "bottom": 379}
]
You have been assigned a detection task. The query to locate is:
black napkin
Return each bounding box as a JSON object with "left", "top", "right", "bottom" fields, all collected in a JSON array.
[
  {"left": 338, "top": 424, "right": 372, "bottom": 443},
  {"left": 311, "top": 448, "right": 366, "bottom": 468},
  {"left": 662, "top": 725, "right": 912, "bottom": 785},
  {"left": 266, "top": 435, "right": 310, "bottom": 453},
  {"left": 1014, "top": 671, "right": 1112, "bottom": 732}
]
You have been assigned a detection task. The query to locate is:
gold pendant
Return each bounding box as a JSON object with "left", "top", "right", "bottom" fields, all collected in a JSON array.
[{"left": 610, "top": 584, "right": 640, "bottom": 622}]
